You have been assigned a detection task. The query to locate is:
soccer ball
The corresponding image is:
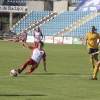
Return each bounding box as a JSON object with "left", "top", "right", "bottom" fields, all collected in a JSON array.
[{"left": 10, "top": 69, "right": 18, "bottom": 76}]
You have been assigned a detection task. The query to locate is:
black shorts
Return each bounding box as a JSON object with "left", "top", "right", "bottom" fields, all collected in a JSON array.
[{"left": 88, "top": 48, "right": 98, "bottom": 54}]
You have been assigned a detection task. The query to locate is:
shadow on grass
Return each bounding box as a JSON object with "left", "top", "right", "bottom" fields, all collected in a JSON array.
[
  {"left": 31, "top": 73, "right": 92, "bottom": 76},
  {"left": 0, "top": 94, "right": 47, "bottom": 96},
  {"left": 32, "top": 73, "right": 58, "bottom": 75}
]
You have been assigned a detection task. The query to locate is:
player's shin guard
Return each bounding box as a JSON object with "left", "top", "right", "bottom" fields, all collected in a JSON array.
[{"left": 93, "top": 66, "right": 99, "bottom": 78}]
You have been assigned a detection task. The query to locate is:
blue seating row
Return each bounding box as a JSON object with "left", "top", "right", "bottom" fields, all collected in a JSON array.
[
  {"left": 38, "top": 11, "right": 93, "bottom": 36},
  {"left": 12, "top": 10, "right": 52, "bottom": 34},
  {"left": 8, "top": 0, "right": 26, "bottom": 3},
  {"left": 64, "top": 14, "right": 100, "bottom": 37}
]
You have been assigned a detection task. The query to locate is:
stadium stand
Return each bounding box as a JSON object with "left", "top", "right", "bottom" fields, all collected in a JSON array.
[
  {"left": 3, "top": 0, "right": 26, "bottom": 5},
  {"left": 7, "top": 0, "right": 26, "bottom": 3},
  {"left": 12, "top": 10, "right": 53, "bottom": 34},
  {"left": 1, "top": 0, "right": 100, "bottom": 39},
  {"left": 64, "top": 14, "right": 100, "bottom": 37},
  {"left": 33, "top": 11, "right": 93, "bottom": 36},
  {"left": 28, "top": 30, "right": 35, "bottom": 36},
  {"left": 71, "top": 0, "right": 82, "bottom": 4}
]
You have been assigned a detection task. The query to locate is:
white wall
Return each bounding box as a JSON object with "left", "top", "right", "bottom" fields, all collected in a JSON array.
[
  {"left": 26, "top": 1, "right": 44, "bottom": 12},
  {"left": 69, "top": 7, "right": 76, "bottom": 11},
  {"left": 53, "top": 1, "right": 68, "bottom": 13},
  {"left": 26, "top": 1, "right": 69, "bottom": 12}
]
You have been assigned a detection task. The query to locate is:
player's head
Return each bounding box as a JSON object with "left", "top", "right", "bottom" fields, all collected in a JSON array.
[
  {"left": 35, "top": 27, "right": 40, "bottom": 32},
  {"left": 91, "top": 26, "right": 97, "bottom": 32},
  {"left": 38, "top": 41, "right": 44, "bottom": 49}
]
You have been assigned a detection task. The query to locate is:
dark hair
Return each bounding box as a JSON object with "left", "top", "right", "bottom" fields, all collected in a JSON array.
[
  {"left": 92, "top": 26, "right": 97, "bottom": 31},
  {"left": 39, "top": 41, "right": 44, "bottom": 47}
]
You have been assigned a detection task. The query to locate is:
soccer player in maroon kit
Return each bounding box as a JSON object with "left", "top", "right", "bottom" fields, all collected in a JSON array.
[
  {"left": 18, "top": 41, "right": 47, "bottom": 74},
  {"left": 21, "top": 30, "right": 27, "bottom": 47},
  {"left": 34, "top": 27, "right": 43, "bottom": 47}
]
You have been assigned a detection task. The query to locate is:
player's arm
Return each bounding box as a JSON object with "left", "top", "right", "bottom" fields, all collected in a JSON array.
[
  {"left": 26, "top": 33, "right": 27, "bottom": 39},
  {"left": 92, "top": 51, "right": 100, "bottom": 55},
  {"left": 39, "top": 31, "right": 43, "bottom": 41},
  {"left": 85, "top": 39, "right": 88, "bottom": 45},
  {"left": 22, "top": 42, "right": 35, "bottom": 50},
  {"left": 33, "top": 32, "right": 35, "bottom": 38},
  {"left": 97, "top": 34, "right": 100, "bottom": 45},
  {"left": 34, "top": 32, "right": 37, "bottom": 39},
  {"left": 43, "top": 60, "right": 47, "bottom": 72},
  {"left": 97, "top": 39, "right": 100, "bottom": 45},
  {"left": 43, "top": 52, "right": 47, "bottom": 72},
  {"left": 84, "top": 35, "right": 88, "bottom": 45},
  {"left": 41, "top": 32, "right": 43, "bottom": 39},
  {"left": 84, "top": 37, "right": 92, "bottom": 46}
]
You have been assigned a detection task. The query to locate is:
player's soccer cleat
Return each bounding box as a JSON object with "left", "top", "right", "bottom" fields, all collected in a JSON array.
[
  {"left": 90, "top": 77, "right": 97, "bottom": 80},
  {"left": 17, "top": 69, "right": 21, "bottom": 74}
]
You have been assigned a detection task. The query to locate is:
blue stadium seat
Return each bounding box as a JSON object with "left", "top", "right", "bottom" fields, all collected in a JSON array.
[
  {"left": 39, "top": 11, "right": 93, "bottom": 36},
  {"left": 64, "top": 14, "right": 100, "bottom": 37},
  {"left": 71, "top": 0, "right": 82, "bottom": 4},
  {"left": 12, "top": 11, "right": 53, "bottom": 34}
]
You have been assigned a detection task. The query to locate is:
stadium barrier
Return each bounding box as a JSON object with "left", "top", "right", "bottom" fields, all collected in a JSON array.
[{"left": 26, "top": 36, "right": 85, "bottom": 44}]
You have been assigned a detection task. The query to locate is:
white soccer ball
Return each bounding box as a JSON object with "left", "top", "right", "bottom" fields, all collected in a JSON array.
[{"left": 10, "top": 69, "right": 18, "bottom": 76}]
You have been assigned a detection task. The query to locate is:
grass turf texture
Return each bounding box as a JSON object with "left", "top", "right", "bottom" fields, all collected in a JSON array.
[{"left": 0, "top": 42, "right": 100, "bottom": 100}]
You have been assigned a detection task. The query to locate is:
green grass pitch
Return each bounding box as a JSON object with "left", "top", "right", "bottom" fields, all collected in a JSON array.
[{"left": 0, "top": 42, "right": 100, "bottom": 100}]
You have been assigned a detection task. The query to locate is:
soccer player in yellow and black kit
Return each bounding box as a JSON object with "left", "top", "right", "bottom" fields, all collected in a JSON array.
[
  {"left": 85, "top": 26, "right": 100, "bottom": 69},
  {"left": 90, "top": 51, "right": 100, "bottom": 80}
]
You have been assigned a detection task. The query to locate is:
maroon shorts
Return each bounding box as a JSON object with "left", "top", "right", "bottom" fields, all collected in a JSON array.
[{"left": 28, "top": 58, "right": 38, "bottom": 66}]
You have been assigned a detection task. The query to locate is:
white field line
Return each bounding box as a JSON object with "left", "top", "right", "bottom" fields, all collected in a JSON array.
[{"left": 0, "top": 74, "right": 93, "bottom": 77}]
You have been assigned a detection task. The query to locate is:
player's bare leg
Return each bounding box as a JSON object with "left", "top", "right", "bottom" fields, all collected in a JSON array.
[{"left": 18, "top": 59, "right": 31, "bottom": 74}]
